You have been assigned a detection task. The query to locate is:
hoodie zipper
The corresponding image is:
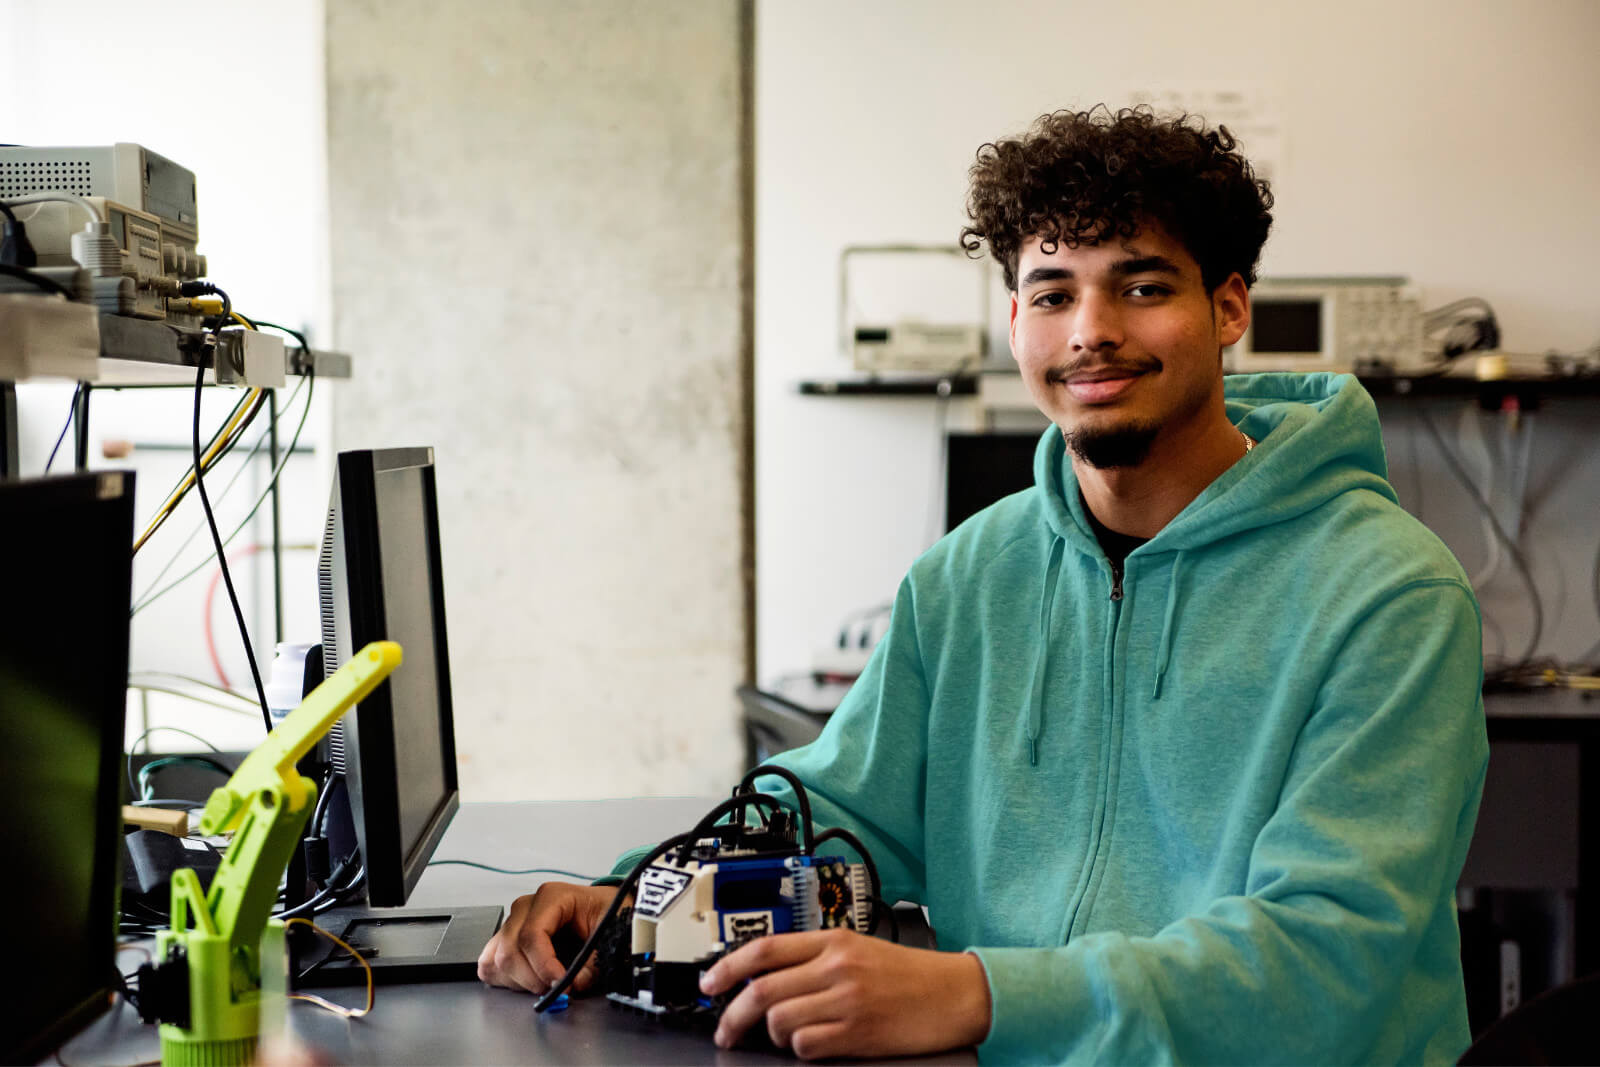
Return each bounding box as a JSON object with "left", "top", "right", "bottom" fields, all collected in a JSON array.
[{"left": 1062, "top": 558, "right": 1126, "bottom": 942}]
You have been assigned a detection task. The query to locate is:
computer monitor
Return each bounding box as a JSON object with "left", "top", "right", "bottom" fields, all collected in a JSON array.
[
  {"left": 299, "top": 447, "right": 500, "bottom": 985},
  {"left": 944, "top": 431, "right": 1042, "bottom": 531},
  {"left": 0, "top": 471, "right": 135, "bottom": 1061}
]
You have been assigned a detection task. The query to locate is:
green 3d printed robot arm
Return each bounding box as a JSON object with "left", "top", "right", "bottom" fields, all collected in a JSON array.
[{"left": 145, "top": 641, "right": 401, "bottom": 1067}]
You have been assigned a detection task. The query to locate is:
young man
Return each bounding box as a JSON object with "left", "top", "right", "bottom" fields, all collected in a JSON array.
[{"left": 479, "top": 107, "right": 1488, "bottom": 1063}]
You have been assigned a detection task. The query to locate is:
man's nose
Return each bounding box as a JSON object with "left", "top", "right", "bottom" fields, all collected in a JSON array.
[{"left": 1070, "top": 290, "right": 1123, "bottom": 353}]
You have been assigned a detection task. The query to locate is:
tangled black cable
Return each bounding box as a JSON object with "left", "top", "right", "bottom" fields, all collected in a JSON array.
[
  {"left": 278, "top": 856, "right": 364, "bottom": 921},
  {"left": 179, "top": 280, "right": 232, "bottom": 331},
  {"left": 1417, "top": 406, "right": 1544, "bottom": 667},
  {"left": 43, "top": 383, "right": 83, "bottom": 473},
  {"left": 0, "top": 262, "right": 72, "bottom": 296},
  {"left": 531, "top": 826, "right": 698, "bottom": 1013},
  {"left": 192, "top": 362, "right": 271, "bottom": 728},
  {"left": 531, "top": 766, "right": 890, "bottom": 1014},
  {"left": 739, "top": 764, "right": 814, "bottom": 852},
  {"left": 532, "top": 790, "right": 787, "bottom": 1013}
]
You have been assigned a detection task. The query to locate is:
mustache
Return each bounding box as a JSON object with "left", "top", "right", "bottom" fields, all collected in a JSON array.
[{"left": 1045, "top": 355, "right": 1162, "bottom": 385}]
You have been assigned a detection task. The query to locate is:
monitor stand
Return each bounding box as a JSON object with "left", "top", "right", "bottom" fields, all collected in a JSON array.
[{"left": 291, "top": 903, "right": 504, "bottom": 987}]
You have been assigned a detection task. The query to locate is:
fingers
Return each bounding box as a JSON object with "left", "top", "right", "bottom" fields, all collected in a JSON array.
[
  {"left": 567, "top": 953, "right": 601, "bottom": 994},
  {"left": 714, "top": 936, "right": 985, "bottom": 1059},
  {"left": 700, "top": 929, "right": 828, "bottom": 994},
  {"left": 478, "top": 892, "right": 548, "bottom": 992},
  {"left": 705, "top": 931, "right": 842, "bottom": 1050},
  {"left": 714, "top": 966, "right": 833, "bottom": 1050},
  {"left": 757, "top": 988, "right": 848, "bottom": 1054},
  {"left": 477, "top": 883, "right": 617, "bottom": 995},
  {"left": 786, "top": 1019, "right": 854, "bottom": 1062}
]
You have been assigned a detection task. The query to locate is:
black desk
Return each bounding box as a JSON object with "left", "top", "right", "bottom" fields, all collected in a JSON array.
[
  {"left": 1465, "top": 690, "right": 1600, "bottom": 918},
  {"left": 63, "top": 798, "right": 967, "bottom": 1066},
  {"left": 1455, "top": 689, "right": 1600, "bottom": 1028}
]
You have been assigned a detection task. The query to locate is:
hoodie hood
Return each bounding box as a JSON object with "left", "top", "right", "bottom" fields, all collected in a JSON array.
[
  {"left": 1034, "top": 372, "right": 1397, "bottom": 553},
  {"left": 1021, "top": 372, "right": 1398, "bottom": 758}
]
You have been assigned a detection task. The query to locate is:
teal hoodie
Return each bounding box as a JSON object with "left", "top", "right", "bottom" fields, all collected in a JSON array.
[{"left": 618, "top": 373, "right": 1488, "bottom": 1063}]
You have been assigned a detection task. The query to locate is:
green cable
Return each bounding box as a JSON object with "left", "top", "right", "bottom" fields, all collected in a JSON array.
[{"left": 135, "top": 755, "right": 235, "bottom": 801}]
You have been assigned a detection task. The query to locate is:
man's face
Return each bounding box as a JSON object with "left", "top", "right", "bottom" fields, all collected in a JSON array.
[{"left": 1008, "top": 221, "right": 1250, "bottom": 469}]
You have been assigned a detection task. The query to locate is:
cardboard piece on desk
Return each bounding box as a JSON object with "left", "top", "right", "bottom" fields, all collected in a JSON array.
[{"left": 124, "top": 804, "right": 188, "bottom": 838}]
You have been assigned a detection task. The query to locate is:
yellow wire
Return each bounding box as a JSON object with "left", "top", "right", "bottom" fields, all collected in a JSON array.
[
  {"left": 283, "top": 917, "right": 374, "bottom": 1018},
  {"left": 130, "top": 312, "right": 273, "bottom": 555},
  {"left": 1540, "top": 669, "right": 1600, "bottom": 691},
  {"left": 131, "top": 385, "right": 265, "bottom": 554}
]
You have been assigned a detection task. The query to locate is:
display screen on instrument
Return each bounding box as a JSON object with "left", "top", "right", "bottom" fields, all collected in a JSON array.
[{"left": 1252, "top": 299, "right": 1322, "bottom": 354}]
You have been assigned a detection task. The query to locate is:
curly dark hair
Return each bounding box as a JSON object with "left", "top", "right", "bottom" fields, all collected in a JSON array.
[{"left": 961, "top": 105, "right": 1274, "bottom": 293}]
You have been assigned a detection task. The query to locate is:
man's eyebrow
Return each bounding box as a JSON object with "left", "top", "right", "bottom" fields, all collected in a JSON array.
[
  {"left": 1018, "top": 266, "right": 1072, "bottom": 289},
  {"left": 1017, "top": 256, "right": 1184, "bottom": 290},
  {"left": 1111, "top": 255, "right": 1183, "bottom": 277}
]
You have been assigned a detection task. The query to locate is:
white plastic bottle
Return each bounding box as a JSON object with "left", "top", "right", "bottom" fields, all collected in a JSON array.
[{"left": 264, "top": 642, "right": 317, "bottom": 728}]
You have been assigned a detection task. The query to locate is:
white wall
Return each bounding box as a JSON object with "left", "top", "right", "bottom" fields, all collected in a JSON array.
[
  {"left": 324, "top": 0, "right": 748, "bottom": 801},
  {"left": 754, "top": 0, "right": 1600, "bottom": 678},
  {"left": 1, "top": 0, "right": 332, "bottom": 755}
]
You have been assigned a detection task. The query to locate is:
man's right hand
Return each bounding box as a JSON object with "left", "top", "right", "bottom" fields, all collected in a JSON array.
[{"left": 476, "top": 882, "right": 620, "bottom": 994}]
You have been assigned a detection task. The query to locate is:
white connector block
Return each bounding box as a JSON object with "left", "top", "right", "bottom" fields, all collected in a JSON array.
[
  {"left": 214, "top": 329, "right": 286, "bottom": 388},
  {"left": 0, "top": 293, "right": 100, "bottom": 381},
  {"left": 651, "top": 864, "right": 721, "bottom": 964}
]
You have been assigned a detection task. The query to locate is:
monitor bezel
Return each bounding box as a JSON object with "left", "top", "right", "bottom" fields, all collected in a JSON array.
[
  {"left": 2, "top": 472, "right": 133, "bottom": 1063},
  {"left": 323, "top": 447, "right": 460, "bottom": 907}
]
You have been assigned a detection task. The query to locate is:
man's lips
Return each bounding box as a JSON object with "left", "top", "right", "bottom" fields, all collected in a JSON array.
[
  {"left": 1066, "top": 376, "right": 1138, "bottom": 403},
  {"left": 1053, "top": 367, "right": 1150, "bottom": 404}
]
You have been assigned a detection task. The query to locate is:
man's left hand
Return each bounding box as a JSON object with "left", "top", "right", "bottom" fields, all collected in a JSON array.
[{"left": 697, "top": 928, "right": 991, "bottom": 1059}]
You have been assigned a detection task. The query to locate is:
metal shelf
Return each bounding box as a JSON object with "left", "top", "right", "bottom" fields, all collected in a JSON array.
[
  {"left": 0, "top": 297, "right": 351, "bottom": 386},
  {"left": 797, "top": 376, "right": 978, "bottom": 397},
  {"left": 96, "top": 313, "right": 350, "bottom": 384},
  {"left": 1356, "top": 372, "right": 1600, "bottom": 401},
  {"left": 797, "top": 370, "right": 1600, "bottom": 402}
]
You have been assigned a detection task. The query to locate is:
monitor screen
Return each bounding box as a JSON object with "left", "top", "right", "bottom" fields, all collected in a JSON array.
[
  {"left": 1250, "top": 298, "right": 1323, "bottom": 355},
  {"left": 318, "top": 447, "right": 458, "bottom": 907},
  {"left": 0, "top": 472, "right": 134, "bottom": 1062},
  {"left": 945, "top": 432, "right": 1042, "bottom": 532}
]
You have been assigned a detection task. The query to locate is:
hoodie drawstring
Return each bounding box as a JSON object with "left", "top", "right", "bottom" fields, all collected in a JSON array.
[
  {"left": 1151, "top": 551, "right": 1184, "bottom": 700},
  {"left": 1027, "top": 536, "right": 1065, "bottom": 765}
]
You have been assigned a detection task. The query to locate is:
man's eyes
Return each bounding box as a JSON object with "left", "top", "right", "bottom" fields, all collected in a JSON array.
[
  {"left": 1126, "top": 283, "right": 1172, "bottom": 298},
  {"left": 1028, "top": 283, "right": 1171, "bottom": 308}
]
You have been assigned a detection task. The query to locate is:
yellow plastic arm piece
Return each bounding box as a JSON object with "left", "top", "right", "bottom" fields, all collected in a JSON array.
[{"left": 199, "top": 640, "right": 402, "bottom": 836}]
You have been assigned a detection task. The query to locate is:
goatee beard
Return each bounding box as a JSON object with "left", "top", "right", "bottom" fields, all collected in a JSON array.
[{"left": 1064, "top": 422, "right": 1161, "bottom": 469}]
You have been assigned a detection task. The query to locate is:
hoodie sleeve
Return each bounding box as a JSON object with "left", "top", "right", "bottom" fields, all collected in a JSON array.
[
  {"left": 761, "top": 575, "right": 932, "bottom": 906},
  {"left": 972, "top": 577, "right": 1488, "bottom": 1064},
  {"left": 606, "top": 576, "right": 932, "bottom": 904}
]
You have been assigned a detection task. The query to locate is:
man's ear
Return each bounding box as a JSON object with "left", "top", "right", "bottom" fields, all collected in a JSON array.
[
  {"left": 1215, "top": 273, "right": 1250, "bottom": 348},
  {"left": 1008, "top": 291, "right": 1020, "bottom": 362}
]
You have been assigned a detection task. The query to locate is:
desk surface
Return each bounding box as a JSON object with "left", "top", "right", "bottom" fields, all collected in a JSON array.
[
  {"left": 64, "top": 797, "right": 970, "bottom": 1066},
  {"left": 773, "top": 676, "right": 1600, "bottom": 721},
  {"left": 1484, "top": 688, "right": 1600, "bottom": 721}
]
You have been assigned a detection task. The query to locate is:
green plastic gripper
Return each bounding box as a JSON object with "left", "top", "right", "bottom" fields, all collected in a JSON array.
[{"left": 154, "top": 641, "right": 401, "bottom": 1066}]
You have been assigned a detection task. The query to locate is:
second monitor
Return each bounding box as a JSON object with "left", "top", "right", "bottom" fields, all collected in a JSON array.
[{"left": 294, "top": 446, "right": 501, "bottom": 985}]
